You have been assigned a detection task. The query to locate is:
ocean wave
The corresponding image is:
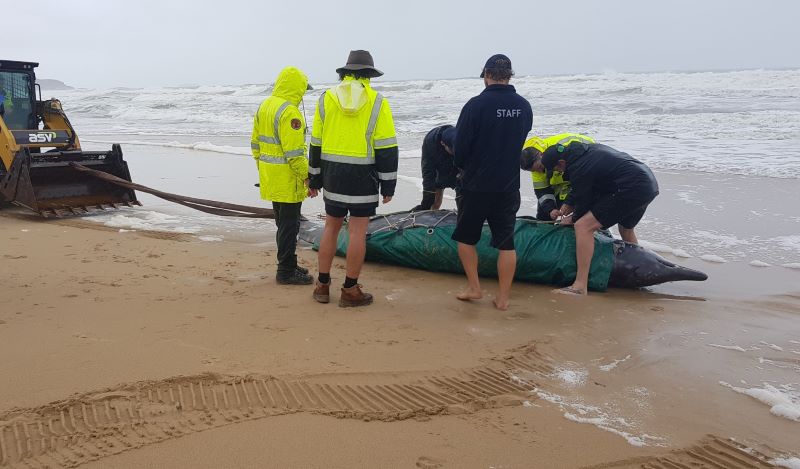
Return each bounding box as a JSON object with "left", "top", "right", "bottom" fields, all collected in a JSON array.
[
  {"left": 82, "top": 139, "right": 252, "bottom": 156},
  {"left": 82, "top": 139, "right": 425, "bottom": 160},
  {"left": 372, "top": 81, "right": 434, "bottom": 92},
  {"left": 634, "top": 106, "right": 763, "bottom": 116},
  {"left": 61, "top": 69, "right": 800, "bottom": 179},
  {"left": 604, "top": 86, "right": 644, "bottom": 95}
]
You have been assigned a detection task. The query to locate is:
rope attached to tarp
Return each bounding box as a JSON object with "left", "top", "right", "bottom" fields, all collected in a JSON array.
[
  {"left": 69, "top": 163, "right": 275, "bottom": 218},
  {"left": 369, "top": 210, "right": 458, "bottom": 236}
]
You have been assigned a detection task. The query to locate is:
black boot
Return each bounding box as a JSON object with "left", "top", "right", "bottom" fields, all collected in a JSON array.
[{"left": 277, "top": 270, "right": 313, "bottom": 285}]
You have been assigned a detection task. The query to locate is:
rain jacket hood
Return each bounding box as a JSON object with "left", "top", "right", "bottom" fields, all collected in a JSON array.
[
  {"left": 333, "top": 76, "right": 371, "bottom": 115},
  {"left": 272, "top": 67, "right": 309, "bottom": 106}
]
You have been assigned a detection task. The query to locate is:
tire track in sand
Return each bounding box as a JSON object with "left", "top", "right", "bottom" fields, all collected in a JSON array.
[
  {"left": 4, "top": 349, "right": 788, "bottom": 469},
  {"left": 0, "top": 345, "right": 551, "bottom": 468},
  {"left": 581, "top": 434, "right": 782, "bottom": 469}
]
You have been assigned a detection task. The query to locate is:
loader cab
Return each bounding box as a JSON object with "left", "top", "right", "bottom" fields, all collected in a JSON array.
[{"left": 0, "top": 61, "right": 37, "bottom": 130}]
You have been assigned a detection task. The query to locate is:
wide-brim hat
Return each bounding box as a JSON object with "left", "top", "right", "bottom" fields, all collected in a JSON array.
[{"left": 335, "top": 50, "right": 383, "bottom": 78}]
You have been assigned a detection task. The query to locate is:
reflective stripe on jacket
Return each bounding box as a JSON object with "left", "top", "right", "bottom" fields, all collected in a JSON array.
[
  {"left": 251, "top": 66, "right": 309, "bottom": 203},
  {"left": 308, "top": 76, "right": 398, "bottom": 206}
]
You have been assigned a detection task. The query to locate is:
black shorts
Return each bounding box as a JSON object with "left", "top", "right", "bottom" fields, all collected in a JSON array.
[
  {"left": 451, "top": 190, "right": 520, "bottom": 250},
  {"left": 591, "top": 190, "right": 658, "bottom": 230},
  {"left": 325, "top": 203, "right": 376, "bottom": 218}
]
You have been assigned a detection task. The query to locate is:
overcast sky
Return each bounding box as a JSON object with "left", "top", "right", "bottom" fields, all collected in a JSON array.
[{"left": 7, "top": 0, "right": 800, "bottom": 88}]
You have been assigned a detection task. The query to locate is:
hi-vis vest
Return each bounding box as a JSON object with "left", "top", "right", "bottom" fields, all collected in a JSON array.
[
  {"left": 524, "top": 133, "right": 595, "bottom": 202},
  {"left": 250, "top": 66, "right": 309, "bottom": 203},
  {"left": 309, "top": 76, "right": 397, "bottom": 205}
]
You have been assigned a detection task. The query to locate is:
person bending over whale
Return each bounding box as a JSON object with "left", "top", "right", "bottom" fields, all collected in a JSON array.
[
  {"left": 411, "top": 125, "right": 460, "bottom": 211},
  {"left": 520, "top": 133, "right": 595, "bottom": 221},
  {"left": 541, "top": 143, "right": 659, "bottom": 296}
]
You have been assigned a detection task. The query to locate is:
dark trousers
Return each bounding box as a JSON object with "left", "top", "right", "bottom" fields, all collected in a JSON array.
[
  {"left": 272, "top": 201, "right": 302, "bottom": 276},
  {"left": 535, "top": 198, "right": 564, "bottom": 221}
]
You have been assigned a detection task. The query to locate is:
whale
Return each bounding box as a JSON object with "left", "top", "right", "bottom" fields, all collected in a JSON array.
[
  {"left": 606, "top": 239, "right": 708, "bottom": 288},
  {"left": 299, "top": 210, "right": 707, "bottom": 291}
]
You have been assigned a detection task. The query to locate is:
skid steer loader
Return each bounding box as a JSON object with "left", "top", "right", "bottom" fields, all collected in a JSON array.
[{"left": 0, "top": 60, "right": 138, "bottom": 217}]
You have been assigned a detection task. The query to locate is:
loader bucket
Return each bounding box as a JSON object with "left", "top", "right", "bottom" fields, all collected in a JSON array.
[{"left": 0, "top": 144, "right": 140, "bottom": 217}]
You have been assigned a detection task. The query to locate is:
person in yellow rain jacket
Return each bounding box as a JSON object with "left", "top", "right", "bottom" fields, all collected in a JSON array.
[
  {"left": 308, "top": 50, "right": 399, "bottom": 308},
  {"left": 251, "top": 66, "right": 314, "bottom": 285},
  {"left": 520, "top": 133, "right": 595, "bottom": 220}
]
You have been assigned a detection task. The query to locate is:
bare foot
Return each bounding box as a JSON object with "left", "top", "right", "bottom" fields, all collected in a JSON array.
[
  {"left": 456, "top": 288, "right": 482, "bottom": 301},
  {"left": 552, "top": 286, "right": 587, "bottom": 296},
  {"left": 492, "top": 298, "right": 509, "bottom": 311}
]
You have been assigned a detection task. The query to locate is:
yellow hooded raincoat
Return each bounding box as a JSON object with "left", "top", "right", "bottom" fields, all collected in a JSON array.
[{"left": 251, "top": 67, "right": 309, "bottom": 203}]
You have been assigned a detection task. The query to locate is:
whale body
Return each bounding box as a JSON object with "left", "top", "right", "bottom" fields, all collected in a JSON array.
[{"left": 299, "top": 210, "right": 707, "bottom": 290}]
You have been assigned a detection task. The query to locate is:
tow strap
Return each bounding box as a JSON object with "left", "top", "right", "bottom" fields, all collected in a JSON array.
[{"left": 70, "top": 163, "right": 275, "bottom": 218}]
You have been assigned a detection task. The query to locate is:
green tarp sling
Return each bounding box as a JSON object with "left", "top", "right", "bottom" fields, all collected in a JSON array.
[{"left": 314, "top": 214, "right": 615, "bottom": 292}]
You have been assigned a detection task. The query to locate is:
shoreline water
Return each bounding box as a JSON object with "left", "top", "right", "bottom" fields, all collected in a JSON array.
[{"left": 73, "top": 137, "right": 800, "bottom": 269}]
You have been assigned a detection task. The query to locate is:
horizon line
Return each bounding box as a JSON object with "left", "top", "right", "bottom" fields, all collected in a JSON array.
[{"left": 39, "top": 66, "right": 800, "bottom": 90}]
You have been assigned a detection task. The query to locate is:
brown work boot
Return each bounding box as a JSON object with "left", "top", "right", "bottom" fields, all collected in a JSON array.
[
  {"left": 313, "top": 280, "right": 330, "bottom": 304},
  {"left": 339, "top": 284, "right": 373, "bottom": 308}
]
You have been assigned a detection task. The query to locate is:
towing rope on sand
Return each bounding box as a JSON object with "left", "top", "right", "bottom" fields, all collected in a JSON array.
[{"left": 70, "top": 163, "right": 275, "bottom": 218}]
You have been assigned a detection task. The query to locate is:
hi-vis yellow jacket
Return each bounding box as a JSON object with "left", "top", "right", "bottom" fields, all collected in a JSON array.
[
  {"left": 251, "top": 67, "right": 309, "bottom": 203},
  {"left": 524, "top": 133, "right": 595, "bottom": 205},
  {"left": 308, "top": 76, "right": 398, "bottom": 206}
]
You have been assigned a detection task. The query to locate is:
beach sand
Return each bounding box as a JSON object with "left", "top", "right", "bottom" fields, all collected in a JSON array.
[
  {"left": 1, "top": 198, "right": 798, "bottom": 467},
  {"left": 1, "top": 139, "right": 799, "bottom": 468}
]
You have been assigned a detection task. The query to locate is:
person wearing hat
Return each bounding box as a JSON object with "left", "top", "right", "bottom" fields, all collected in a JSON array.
[
  {"left": 451, "top": 54, "right": 533, "bottom": 311},
  {"left": 308, "top": 50, "right": 399, "bottom": 307},
  {"left": 542, "top": 142, "right": 659, "bottom": 296},
  {"left": 250, "top": 66, "right": 315, "bottom": 285},
  {"left": 520, "top": 133, "right": 595, "bottom": 221},
  {"left": 411, "top": 124, "right": 460, "bottom": 211}
]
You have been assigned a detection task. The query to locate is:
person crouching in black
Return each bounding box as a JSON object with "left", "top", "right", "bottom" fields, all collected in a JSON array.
[
  {"left": 411, "top": 125, "right": 460, "bottom": 211},
  {"left": 542, "top": 142, "right": 659, "bottom": 296}
]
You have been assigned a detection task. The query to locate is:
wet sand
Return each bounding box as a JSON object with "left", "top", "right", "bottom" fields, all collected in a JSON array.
[{"left": 1, "top": 204, "right": 798, "bottom": 468}]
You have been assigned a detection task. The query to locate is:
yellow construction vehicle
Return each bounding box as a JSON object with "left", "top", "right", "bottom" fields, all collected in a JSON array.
[{"left": 0, "top": 60, "right": 138, "bottom": 217}]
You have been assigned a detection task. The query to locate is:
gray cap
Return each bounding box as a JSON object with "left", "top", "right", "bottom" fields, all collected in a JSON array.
[{"left": 480, "top": 53, "right": 513, "bottom": 78}]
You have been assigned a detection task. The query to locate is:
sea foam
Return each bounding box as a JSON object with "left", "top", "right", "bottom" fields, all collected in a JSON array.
[
  {"left": 700, "top": 254, "right": 727, "bottom": 263},
  {"left": 719, "top": 381, "right": 800, "bottom": 422}
]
